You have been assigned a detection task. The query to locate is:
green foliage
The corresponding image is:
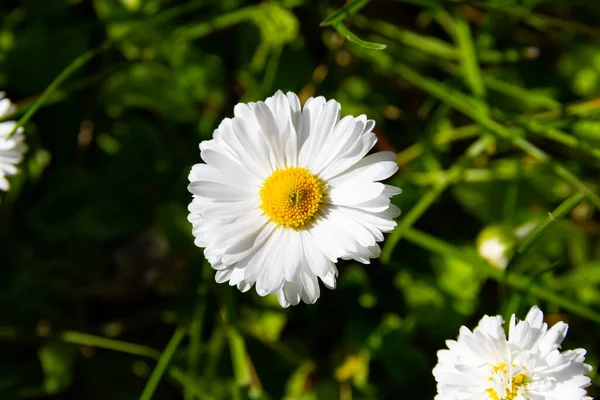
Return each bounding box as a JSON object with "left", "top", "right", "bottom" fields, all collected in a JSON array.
[
  {"left": 38, "top": 342, "right": 76, "bottom": 395},
  {"left": 1, "top": 0, "right": 600, "bottom": 399}
]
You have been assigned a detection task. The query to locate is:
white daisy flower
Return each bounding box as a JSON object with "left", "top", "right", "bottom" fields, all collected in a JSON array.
[
  {"left": 433, "top": 305, "right": 593, "bottom": 400},
  {"left": 0, "top": 92, "right": 27, "bottom": 192},
  {"left": 188, "top": 90, "right": 401, "bottom": 307}
]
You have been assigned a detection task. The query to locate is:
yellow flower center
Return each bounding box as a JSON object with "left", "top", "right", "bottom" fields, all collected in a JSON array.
[
  {"left": 486, "top": 363, "right": 529, "bottom": 400},
  {"left": 259, "top": 167, "right": 324, "bottom": 229}
]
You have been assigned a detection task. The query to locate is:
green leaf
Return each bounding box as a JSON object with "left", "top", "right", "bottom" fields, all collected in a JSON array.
[
  {"left": 240, "top": 309, "right": 287, "bottom": 343},
  {"left": 433, "top": 251, "right": 486, "bottom": 315},
  {"left": 332, "top": 22, "right": 387, "bottom": 50},
  {"left": 38, "top": 342, "right": 76, "bottom": 395}
]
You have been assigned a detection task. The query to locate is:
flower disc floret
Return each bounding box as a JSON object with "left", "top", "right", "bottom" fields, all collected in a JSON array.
[
  {"left": 486, "top": 363, "right": 528, "bottom": 400},
  {"left": 260, "top": 167, "right": 324, "bottom": 229}
]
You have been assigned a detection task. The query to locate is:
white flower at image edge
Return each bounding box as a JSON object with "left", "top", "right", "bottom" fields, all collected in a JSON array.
[
  {"left": 188, "top": 90, "right": 401, "bottom": 307},
  {"left": 433, "top": 306, "right": 593, "bottom": 400},
  {"left": 0, "top": 93, "right": 27, "bottom": 192}
]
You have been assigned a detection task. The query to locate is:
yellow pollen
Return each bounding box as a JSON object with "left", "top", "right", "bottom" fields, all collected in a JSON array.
[
  {"left": 486, "top": 363, "right": 529, "bottom": 400},
  {"left": 259, "top": 167, "right": 324, "bottom": 229}
]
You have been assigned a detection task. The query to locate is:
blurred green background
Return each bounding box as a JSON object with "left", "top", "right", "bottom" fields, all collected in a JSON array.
[{"left": 1, "top": 0, "right": 600, "bottom": 399}]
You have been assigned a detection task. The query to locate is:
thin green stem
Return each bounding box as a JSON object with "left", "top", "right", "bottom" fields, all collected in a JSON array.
[
  {"left": 503, "top": 161, "right": 521, "bottom": 225},
  {"left": 0, "top": 62, "right": 131, "bottom": 123},
  {"left": 204, "top": 323, "right": 225, "bottom": 378},
  {"left": 139, "top": 326, "right": 187, "bottom": 400},
  {"left": 59, "top": 331, "right": 161, "bottom": 359},
  {"left": 518, "top": 193, "right": 585, "bottom": 254},
  {"left": 321, "top": 0, "right": 370, "bottom": 27},
  {"left": 7, "top": 45, "right": 107, "bottom": 139}
]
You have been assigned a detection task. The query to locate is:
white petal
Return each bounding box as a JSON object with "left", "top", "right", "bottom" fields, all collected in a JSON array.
[
  {"left": 318, "top": 130, "right": 377, "bottom": 181},
  {"left": 328, "top": 151, "right": 398, "bottom": 185},
  {"left": 300, "top": 270, "right": 320, "bottom": 304},
  {"left": 254, "top": 101, "right": 285, "bottom": 169},
  {"left": 282, "top": 278, "right": 302, "bottom": 306},
  {"left": 297, "top": 96, "right": 325, "bottom": 157},
  {"left": 299, "top": 230, "right": 334, "bottom": 277},
  {"left": 302, "top": 99, "right": 340, "bottom": 168},
  {"left": 283, "top": 230, "right": 303, "bottom": 281},
  {"left": 231, "top": 116, "right": 273, "bottom": 177},
  {"left": 328, "top": 182, "right": 385, "bottom": 206},
  {"left": 0, "top": 97, "right": 27, "bottom": 193},
  {"left": 286, "top": 91, "right": 302, "bottom": 135}
]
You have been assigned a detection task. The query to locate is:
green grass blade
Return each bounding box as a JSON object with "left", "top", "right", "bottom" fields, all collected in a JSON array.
[
  {"left": 321, "top": 0, "right": 370, "bottom": 27},
  {"left": 6, "top": 45, "right": 106, "bottom": 139},
  {"left": 139, "top": 326, "right": 187, "bottom": 400},
  {"left": 59, "top": 331, "right": 161, "bottom": 359},
  {"left": 454, "top": 16, "right": 485, "bottom": 98},
  {"left": 221, "top": 291, "right": 252, "bottom": 389},
  {"left": 333, "top": 22, "right": 387, "bottom": 50},
  {"left": 228, "top": 327, "right": 251, "bottom": 387},
  {"left": 518, "top": 193, "right": 585, "bottom": 254}
]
